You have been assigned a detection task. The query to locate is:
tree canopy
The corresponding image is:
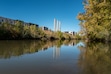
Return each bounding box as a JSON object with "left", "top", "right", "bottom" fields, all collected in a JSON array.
[{"left": 77, "top": 0, "right": 111, "bottom": 41}]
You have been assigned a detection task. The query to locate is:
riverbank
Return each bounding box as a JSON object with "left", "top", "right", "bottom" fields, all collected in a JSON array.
[
  {"left": 0, "top": 16, "right": 81, "bottom": 40},
  {"left": 0, "top": 20, "right": 79, "bottom": 40}
]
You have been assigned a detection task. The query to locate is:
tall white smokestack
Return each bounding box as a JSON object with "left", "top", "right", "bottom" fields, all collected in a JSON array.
[
  {"left": 54, "top": 18, "right": 61, "bottom": 32},
  {"left": 57, "top": 20, "right": 59, "bottom": 31},
  {"left": 59, "top": 21, "right": 61, "bottom": 31},
  {"left": 54, "top": 18, "right": 56, "bottom": 32}
]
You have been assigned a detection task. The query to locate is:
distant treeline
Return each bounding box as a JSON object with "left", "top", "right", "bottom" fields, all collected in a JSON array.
[
  {"left": 0, "top": 20, "right": 46, "bottom": 40},
  {"left": 0, "top": 20, "right": 79, "bottom": 40}
]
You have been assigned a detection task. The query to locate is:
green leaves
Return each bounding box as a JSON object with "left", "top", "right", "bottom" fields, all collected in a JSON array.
[
  {"left": 77, "top": 0, "right": 111, "bottom": 41},
  {"left": 0, "top": 21, "right": 45, "bottom": 39}
]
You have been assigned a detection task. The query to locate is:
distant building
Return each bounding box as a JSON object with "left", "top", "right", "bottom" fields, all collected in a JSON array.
[
  {"left": 64, "top": 31, "right": 69, "bottom": 33},
  {"left": 42, "top": 26, "right": 48, "bottom": 30},
  {"left": 27, "top": 23, "right": 39, "bottom": 27},
  {"left": 0, "top": 16, "right": 15, "bottom": 25},
  {"left": 0, "top": 16, "right": 39, "bottom": 27},
  {"left": 69, "top": 31, "right": 75, "bottom": 35},
  {"left": 64, "top": 31, "right": 75, "bottom": 35}
]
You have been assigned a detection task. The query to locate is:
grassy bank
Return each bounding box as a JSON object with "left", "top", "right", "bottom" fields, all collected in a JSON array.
[{"left": 0, "top": 21, "right": 78, "bottom": 40}]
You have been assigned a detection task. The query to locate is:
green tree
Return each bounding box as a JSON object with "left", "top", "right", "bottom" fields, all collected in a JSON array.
[
  {"left": 77, "top": 0, "right": 111, "bottom": 41},
  {"left": 23, "top": 25, "right": 31, "bottom": 38},
  {"left": 13, "top": 20, "right": 24, "bottom": 38},
  {"left": 29, "top": 25, "right": 38, "bottom": 38},
  {"left": 57, "top": 31, "right": 64, "bottom": 40},
  {"left": 0, "top": 22, "right": 13, "bottom": 39}
]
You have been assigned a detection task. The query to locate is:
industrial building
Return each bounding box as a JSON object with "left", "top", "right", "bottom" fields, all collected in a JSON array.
[{"left": 0, "top": 16, "right": 39, "bottom": 27}]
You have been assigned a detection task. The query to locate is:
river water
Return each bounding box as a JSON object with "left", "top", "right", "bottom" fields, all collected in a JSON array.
[{"left": 0, "top": 40, "right": 111, "bottom": 74}]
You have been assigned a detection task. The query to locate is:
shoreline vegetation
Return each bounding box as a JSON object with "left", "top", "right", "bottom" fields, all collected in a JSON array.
[
  {"left": 77, "top": 0, "right": 111, "bottom": 42},
  {"left": 0, "top": 20, "right": 80, "bottom": 40}
]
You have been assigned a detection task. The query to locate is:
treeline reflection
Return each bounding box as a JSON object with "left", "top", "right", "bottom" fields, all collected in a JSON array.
[
  {"left": 78, "top": 42, "right": 111, "bottom": 74},
  {"left": 0, "top": 40, "right": 79, "bottom": 59}
]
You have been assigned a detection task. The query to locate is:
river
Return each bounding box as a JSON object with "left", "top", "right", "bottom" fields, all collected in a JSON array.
[{"left": 0, "top": 40, "right": 111, "bottom": 74}]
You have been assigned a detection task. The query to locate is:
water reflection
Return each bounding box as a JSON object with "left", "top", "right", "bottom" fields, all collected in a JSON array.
[
  {"left": 0, "top": 40, "right": 47, "bottom": 59},
  {"left": 78, "top": 41, "right": 111, "bottom": 74},
  {"left": 53, "top": 46, "right": 60, "bottom": 58},
  {"left": 1, "top": 40, "right": 110, "bottom": 74},
  {"left": 0, "top": 40, "right": 81, "bottom": 74},
  {"left": 0, "top": 40, "right": 79, "bottom": 59},
  {"left": 52, "top": 40, "right": 79, "bottom": 59}
]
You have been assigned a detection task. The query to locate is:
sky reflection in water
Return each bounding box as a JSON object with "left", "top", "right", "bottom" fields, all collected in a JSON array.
[{"left": 0, "top": 40, "right": 111, "bottom": 74}]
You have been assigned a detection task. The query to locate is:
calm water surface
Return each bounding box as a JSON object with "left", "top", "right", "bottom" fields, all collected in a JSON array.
[{"left": 0, "top": 40, "right": 111, "bottom": 74}]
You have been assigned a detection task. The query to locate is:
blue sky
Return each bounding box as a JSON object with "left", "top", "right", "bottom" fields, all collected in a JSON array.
[{"left": 0, "top": 0, "right": 84, "bottom": 32}]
